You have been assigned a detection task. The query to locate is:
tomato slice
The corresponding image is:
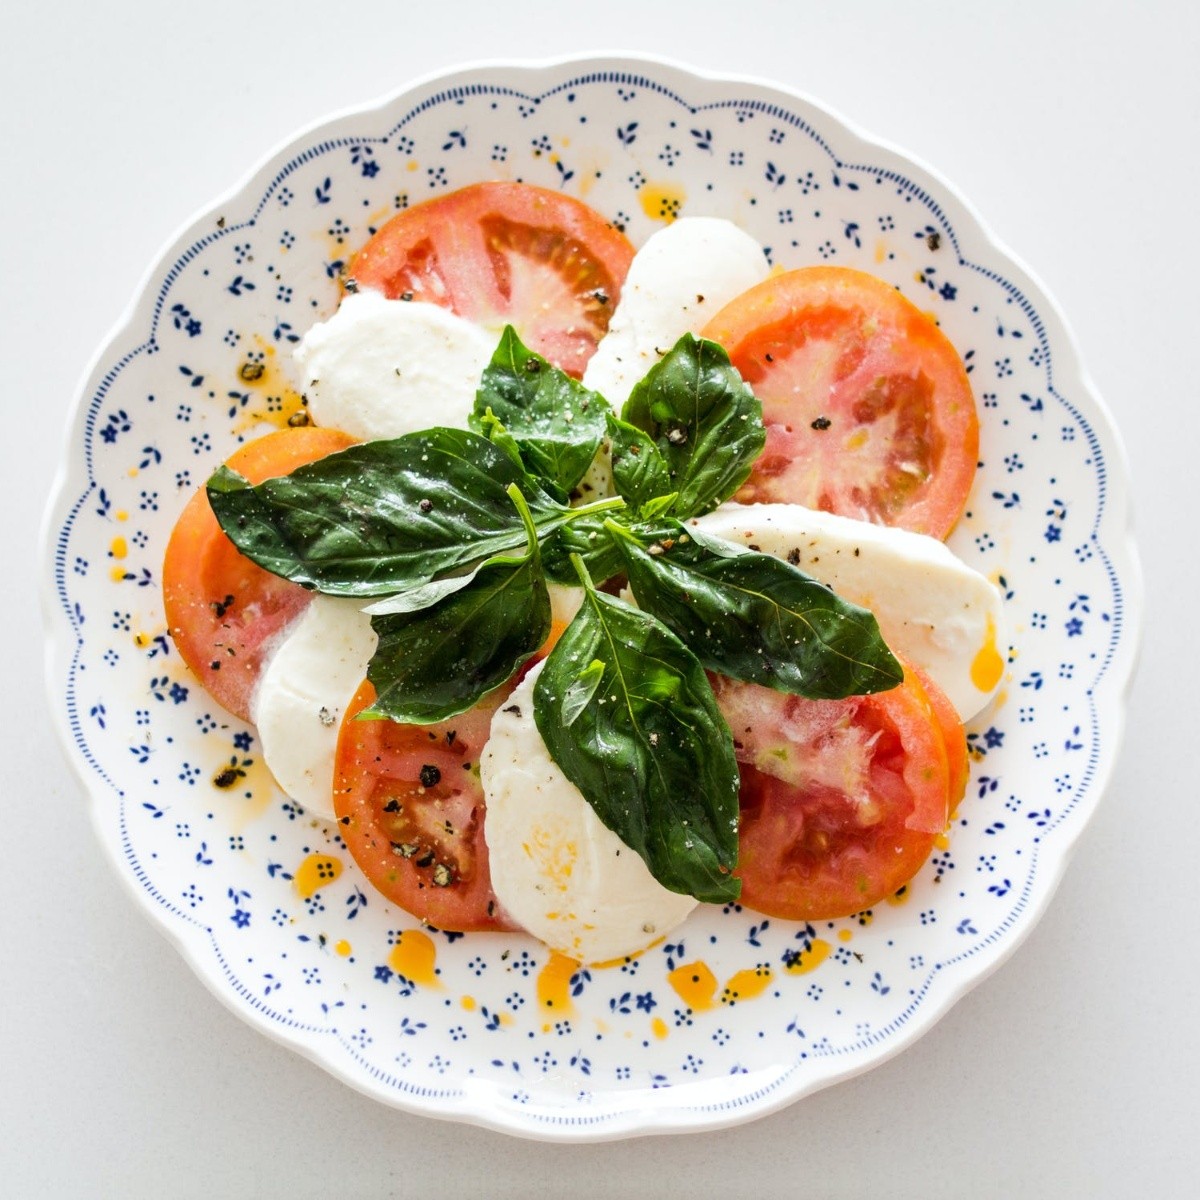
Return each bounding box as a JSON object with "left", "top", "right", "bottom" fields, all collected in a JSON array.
[
  {"left": 909, "top": 665, "right": 970, "bottom": 819},
  {"left": 701, "top": 266, "right": 979, "bottom": 539},
  {"left": 162, "top": 427, "right": 356, "bottom": 721},
  {"left": 713, "top": 669, "right": 951, "bottom": 920},
  {"left": 347, "top": 181, "right": 635, "bottom": 377},
  {"left": 333, "top": 680, "right": 518, "bottom": 933}
]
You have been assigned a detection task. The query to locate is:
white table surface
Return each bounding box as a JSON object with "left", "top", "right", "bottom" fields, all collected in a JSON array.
[{"left": 5, "top": 2, "right": 1196, "bottom": 1195}]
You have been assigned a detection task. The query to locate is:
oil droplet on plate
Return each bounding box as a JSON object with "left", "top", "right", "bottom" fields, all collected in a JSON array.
[
  {"left": 231, "top": 339, "right": 307, "bottom": 431},
  {"left": 639, "top": 182, "right": 686, "bottom": 223},
  {"left": 667, "top": 961, "right": 717, "bottom": 1011},
  {"left": 388, "top": 929, "right": 440, "bottom": 987},
  {"left": 784, "top": 938, "right": 831, "bottom": 975},
  {"left": 721, "top": 965, "right": 772, "bottom": 1005},
  {"left": 537, "top": 952, "right": 579, "bottom": 1023},
  {"left": 293, "top": 852, "right": 342, "bottom": 898},
  {"left": 970, "top": 612, "right": 1004, "bottom": 694}
]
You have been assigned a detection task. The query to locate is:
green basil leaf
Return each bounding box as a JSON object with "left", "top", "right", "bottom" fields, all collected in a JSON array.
[
  {"left": 533, "top": 569, "right": 740, "bottom": 904},
  {"left": 361, "top": 569, "right": 484, "bottom": 617},
  {"left": 473, "top": 406, "right": 527, "bottom": 473},
  {"left": 471, "top": 325, "right": 610, "bottom": 495},
  {"left": 540, "top": 512, "right": 624, "bottom": 588},
  {"left": 606, "top": 412, "right": 672, "bottom": 512},
  {"left": 362, "top": 486, "right": 551, "bottom": 723},
  {"left": 206, "top": 428, "right": 570, "bottom": 596},
  {"left": 612, "top": 521, "right": 903, "bottom": 699},
  {"left": 622, "top": 333, "right": 765, "bottom": 517}
]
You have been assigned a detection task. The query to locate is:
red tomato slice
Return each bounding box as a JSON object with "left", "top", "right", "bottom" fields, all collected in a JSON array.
[
  {"left": 347, "top": 181, "right": 635, "bottom": 377},
  {"left": 333, "top": 680, "right": 518, "bottom": 933},
  {"left": 713, "top": 668, "right": 951, "bottom": 920},
  {"left": 162, "top": 427, "right": 356, "bottom": 721},
  {"left": 909, "top": 665, "right": 970, "bottom": 819},
  {"left": 701, "top": 266, "right": 979, "bottom": 539}
]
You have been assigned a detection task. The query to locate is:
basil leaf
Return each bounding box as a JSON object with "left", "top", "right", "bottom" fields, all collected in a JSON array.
[
  {"left": 622, "top": 334, "right": 765, "bottom": 517},
  {"left": 533, "top": 568, "right": 740, "bottom": 904},
  {"left": 363, "top": 486, "right": 551, "bottom": 723},
  {"left": 612, "top": 521, "right": 903, "bottom": 699},
  {"left": 471, "top": 325, "right": 610, "bottom": 495},
  {"left": 361, "top": 569, "right": 483, "bottom": 617},
  {"left": 606, "top": 412, "right": 672, "bottom": 512},
  {"left": 207, "top": 428, "right": 570, "bottom": 596},
  {"left": 473, "top": 406, "right": 527, "bottom": 473},
  {"left": 540, "top": 512, "right": 624, "bottom": 588}
]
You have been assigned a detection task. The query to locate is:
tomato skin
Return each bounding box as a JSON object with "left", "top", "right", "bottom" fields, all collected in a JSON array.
[
  {"left": 714, "top": 669, "right": 950, "bottom": 920},
  {"left": 162, "top": 427, "right": 356, "bottom": 722},
  {"left": 333, "top": 681, "right": 518, "bottom": 933},
  {"left": 909, "top": 665, "right": 970, "bottom": 818},
  {"left": 347, "top": 181, "right": 635, "bottom": 377},
  {"left": 701, "top": 266, "right": 978, "bottom": 539}
]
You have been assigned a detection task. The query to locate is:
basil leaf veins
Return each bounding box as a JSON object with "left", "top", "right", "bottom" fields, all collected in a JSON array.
[
  {"left": 611, "top": 521, "right": 903, "bottom": 699},
  {"left": 207, "top": 428, "right": 580, "bottom": 596},
  {"left": 533, "top": 558, "right": 741, "bottom": 904},
  {"left": 362, "top": 485, "right": 552, "bottom": 724},
  {"left": 622, "top": 333, "right": 765, "bottom": 517},
  {"left": 471, "top": 325, "right": 610, "bottom": 498}
]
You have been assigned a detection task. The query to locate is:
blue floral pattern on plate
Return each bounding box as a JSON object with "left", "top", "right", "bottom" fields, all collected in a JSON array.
[{"left": 43, "top": 57, "right": 1140, "bottom": 1140}]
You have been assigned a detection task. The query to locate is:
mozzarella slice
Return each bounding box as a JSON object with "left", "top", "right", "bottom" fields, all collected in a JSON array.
[
  {"left": 575, "top": 218, "right": 769, "bottom": 500},
  {"left": 481, "top": 663, "right": 697, "bottom": 962},
  {"left": 581, "top": 217, "right": 769, "bottom": 407},
  {"left": 293, "top": 291, "right": 495, "bottom": 439},
  {"left": 251, "top": 595, "right": 378, "bottom": 821},
  {"left": 689, "top": 503, "right": 1007, "bottom": 721}
]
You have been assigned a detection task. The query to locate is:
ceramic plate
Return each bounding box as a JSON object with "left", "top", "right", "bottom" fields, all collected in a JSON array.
[{"left": 43, "top": 55, "right": 1140, "bottom": 1140}]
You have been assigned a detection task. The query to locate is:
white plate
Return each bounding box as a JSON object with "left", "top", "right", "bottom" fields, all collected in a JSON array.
[{"left": 42, "top": 55, "right": 1141, "bottom": 1141}]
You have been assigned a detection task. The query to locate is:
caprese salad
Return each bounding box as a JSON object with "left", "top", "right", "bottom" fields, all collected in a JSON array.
[{"left": 162, "top": 181, "right": 1006, "bottom": 964}]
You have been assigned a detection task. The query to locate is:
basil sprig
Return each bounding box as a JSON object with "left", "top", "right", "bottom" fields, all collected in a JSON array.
[
  {"left": 534, "top": 556, "right": 740, "bottom": 903},
  {"left": 203, "top": 325, "right": 902, "bottom": 909}
]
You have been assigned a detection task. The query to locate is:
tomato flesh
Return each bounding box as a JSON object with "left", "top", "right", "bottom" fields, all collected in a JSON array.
[
  {"left": 701, "top": 266, "right": 978, "bottom": 539},
  {"left": 348, "top": 181, "right": 635, "bottom": 377},
  {"left": 162, "top": 427, "right": 356, "bottom": 721},
  {"left": 334, "top": 681, "right": 518, "bottom": 933},
  {"left": 713, "top": 669, "right": 951, "bottom": 920}
]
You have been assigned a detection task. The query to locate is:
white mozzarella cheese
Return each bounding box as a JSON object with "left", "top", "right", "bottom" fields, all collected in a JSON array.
[
  {"left": 481, "top": 663, "right": 697, "bottom": 962},
  {"left": 575, "top": 218, "right": 769, "bottom": 500},
  {"left": 581, "top": 217, "right": 769, "bottom": 407},
  {"left": 689, "top": 503, "right": 1007, "bottom": 721},
  {"left": 251, "top": 595, "right": 378, "bottom": 821},
  {"left": 293, "top": 291, "right": 495, "bottom": 440}
]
